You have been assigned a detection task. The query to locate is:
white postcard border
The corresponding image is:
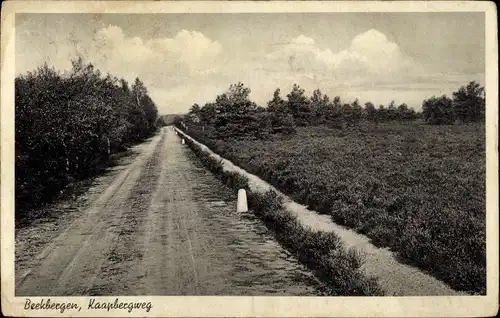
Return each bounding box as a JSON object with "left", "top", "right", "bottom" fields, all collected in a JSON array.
[{"left": 1, "top": 1, "right": 498, "bottom": 317}]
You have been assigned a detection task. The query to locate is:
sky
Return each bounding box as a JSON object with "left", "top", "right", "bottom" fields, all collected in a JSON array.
[{"left": 16, "top": 13, "right": 485, "bottom": 114}]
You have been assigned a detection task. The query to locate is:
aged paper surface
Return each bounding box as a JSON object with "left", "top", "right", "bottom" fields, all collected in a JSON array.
[{"left": 1, "top": 1, "right": 498, "bottom": 317}]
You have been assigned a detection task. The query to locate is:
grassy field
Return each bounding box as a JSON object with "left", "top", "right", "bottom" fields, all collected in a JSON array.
[{"left": 186, "top": 121, "right": 486, "bottom": 294}]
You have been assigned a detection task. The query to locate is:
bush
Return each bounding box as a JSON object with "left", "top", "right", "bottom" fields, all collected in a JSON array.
[
  {"left": 16, "top": 58, "right": 159, "bottom": 220},
  {"left": 422, "top": 81, "right": 485, "bottom": 125},
  {"left": 422, "top": 95, "right": 454, "bottom": 125}
]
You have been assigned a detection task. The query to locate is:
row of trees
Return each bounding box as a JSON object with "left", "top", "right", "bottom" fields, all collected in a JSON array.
[
  {"left": 183, "top": 83, "right": 296, "bottom": 139},
  {"left": 267, "top": 85, "right": 419, "bottom": 127},
  {"left": 422, "top": 81, "right": 485, "bottom": 125},
  {"left": 181, "top": 80, "right": 484, "bottom": 139},
  {"left": 16, "top": 57, "right": 160, "bottom": 216},
  {"left": 180, "top": 82, "right": 421, "bottom": 139}
]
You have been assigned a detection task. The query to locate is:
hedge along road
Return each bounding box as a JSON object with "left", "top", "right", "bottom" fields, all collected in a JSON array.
[{"left": 15, "top": 127, "right": 325, "bottom": 296}]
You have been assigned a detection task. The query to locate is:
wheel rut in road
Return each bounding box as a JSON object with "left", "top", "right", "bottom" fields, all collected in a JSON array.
[{"left": 16, "top": 127, "right": 324, "bottom": 296}]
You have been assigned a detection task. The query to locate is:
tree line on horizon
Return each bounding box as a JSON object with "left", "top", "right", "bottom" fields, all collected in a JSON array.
[
  {"left": 15, "top": 57, "right": 160, "bottom": 218},
  {"left": 179, "top": 80, "right": 485, "bottom": 139}
]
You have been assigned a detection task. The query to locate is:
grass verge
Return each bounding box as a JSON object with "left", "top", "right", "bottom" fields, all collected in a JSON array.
[{"left": 177, "top": 128, "right": 384, "bottom": 296}]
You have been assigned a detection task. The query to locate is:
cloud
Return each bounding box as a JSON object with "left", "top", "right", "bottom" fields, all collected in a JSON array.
[
  {"left": 267, "top": 29, "right": 421, "bottom": 81},
  {"left": 91, "top": 26, "right": 223, "bottom": 78},
  {"left": 240, "top": 29, "right": 484, "bottom": 109},
  {"left": 16, "top": 23, "right": 483, "bottom": 114},
  {"left": 79, "top": 26, "right": 223, "bottom": 112},
  {"left": 93, "top": 26, "right": 156, "bottom": 65},
  {"left": 146, "top": 29, "right": 223, "bottom": 74},
  {"left": 14, "top": 25, "right": 224, "bottom": 113},
  {"left": 292, "top": 34, "right": 316, "bottom": 46}
]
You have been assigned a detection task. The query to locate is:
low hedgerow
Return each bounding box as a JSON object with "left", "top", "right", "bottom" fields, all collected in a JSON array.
[
  {"left": 247, "top": 190, "right": 383, "bottom": 296},
  {"left": 178, "top": 129, "right": 384, "bottom": 296},
  {"left": 181, "top": 135, "right": 248, "bottom": 190}
]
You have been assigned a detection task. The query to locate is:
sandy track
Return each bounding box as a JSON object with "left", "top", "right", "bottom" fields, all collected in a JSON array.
[
  {"left": 15, "top": 132, "right": 163, "bottom": 296},
  {"left": 16, "top": 127, "right": 322, "bottom": 296}
]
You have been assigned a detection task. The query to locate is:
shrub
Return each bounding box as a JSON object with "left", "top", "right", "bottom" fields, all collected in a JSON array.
[
  {"left": 422, "top": 95, "right": 454, "bottom": 125},
  {"left": 15, "top": 58, "right": 159, "bottom": 220}
]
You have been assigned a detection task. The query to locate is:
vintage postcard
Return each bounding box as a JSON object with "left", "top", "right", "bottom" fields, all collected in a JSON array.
[{"left": 1, "top": 1, "right": 498, "bottom": 317}]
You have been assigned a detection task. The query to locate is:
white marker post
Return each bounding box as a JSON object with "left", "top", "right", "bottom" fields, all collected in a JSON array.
[
  {"left": 182, "top": 138, "right": 185, "bottom": 145},
  {"left": 237, "top": 189, "right": 248, "bottom": 212}
]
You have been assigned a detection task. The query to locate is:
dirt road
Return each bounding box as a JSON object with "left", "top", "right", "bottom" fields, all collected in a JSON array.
[{"left": 15, "top": 127, "right": 323, "bottom": 296}]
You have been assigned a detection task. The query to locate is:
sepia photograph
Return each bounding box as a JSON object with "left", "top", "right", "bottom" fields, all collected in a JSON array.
[{"left": 1, "top": 1, "right": 498, "bottom": 317}]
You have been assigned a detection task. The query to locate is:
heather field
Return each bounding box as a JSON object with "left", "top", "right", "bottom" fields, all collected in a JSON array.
[{"left": 188, "top": 121, "right": 486, "bottom": 294}]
